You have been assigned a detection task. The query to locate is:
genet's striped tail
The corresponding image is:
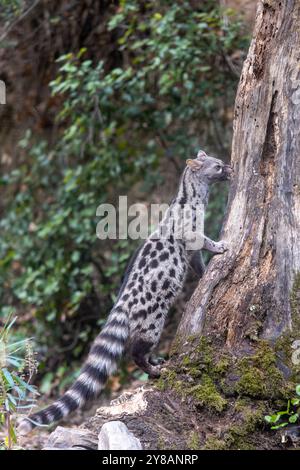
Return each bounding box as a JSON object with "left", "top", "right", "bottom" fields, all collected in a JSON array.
[{"left": 18, "top": 308, "right": 129, "bottom": 435}]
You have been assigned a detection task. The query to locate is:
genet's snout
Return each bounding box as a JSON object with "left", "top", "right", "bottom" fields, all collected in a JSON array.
[{"left": 224, "top": 164, "right": 233, "bottom": 180}]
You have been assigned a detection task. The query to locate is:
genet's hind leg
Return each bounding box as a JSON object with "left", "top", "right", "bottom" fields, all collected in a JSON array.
[
  {"left": 149, "top": 355, "right": 166, "bottom": 366},
  {"left": 131, "top": 340, "right": 161, "bottom": 378}
]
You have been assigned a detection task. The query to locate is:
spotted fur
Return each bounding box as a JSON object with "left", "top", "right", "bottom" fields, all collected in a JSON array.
[{"left": 18, "top": 151, "right": 232, "bottom": 434}]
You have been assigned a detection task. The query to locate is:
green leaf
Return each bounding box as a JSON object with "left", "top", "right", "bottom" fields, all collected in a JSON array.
[
  {"left": 291, "top": 398, "right": 300, "bottom": 406},
  {"left": 7, "top": 393, "right": 17, "bottom": 407},
  {"left": 2, "top": 368, "right": 15, "bottom": 388},
  {"left": 264, "top": 414, "right": 280, "bottom": 424},
  {"left": 6, "top": 357, "right": 22, "bottom": 368},
  {"left": 271, "top": 422, "right": 289, "bottom": 430},
  {"left": 13, "top": 375, "right": 38, "bottom": 395},
  {"left": 289, "top": 413, "right": 299, "bottom": 424}
]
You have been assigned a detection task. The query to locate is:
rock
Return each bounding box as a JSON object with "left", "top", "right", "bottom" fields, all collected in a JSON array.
[
  {"left": 43, "top": 387, "right": 149, "bottom": 450},
  {"left": 44, "top": 426, "right": 98, "bottom": 450},
  {"left": 98, "top": 386, "right": 150, "bottom": 417},
  {"left": 98, "top": 421, "right": 142, "bottom": 450}
]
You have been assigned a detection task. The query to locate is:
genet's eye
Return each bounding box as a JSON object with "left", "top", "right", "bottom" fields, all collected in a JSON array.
[{"left": 215, "top": 165, "right": 222, "bottom": 172}]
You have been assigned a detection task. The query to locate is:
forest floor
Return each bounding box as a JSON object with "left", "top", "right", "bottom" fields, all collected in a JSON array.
[{"left": 15, "top": 377, "right": 145, "bottom": 450}]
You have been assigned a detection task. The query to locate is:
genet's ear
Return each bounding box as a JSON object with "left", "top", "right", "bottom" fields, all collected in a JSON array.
[
  {"left": 197, "top": 150, "right": 207, "bottom": 160},
  {"left": 186, "top": 158, "right": 203, "bottom": 172}
]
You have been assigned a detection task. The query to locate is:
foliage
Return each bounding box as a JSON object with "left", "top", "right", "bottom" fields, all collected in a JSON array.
[
  {"left": 0, "top": 1, "right": 249, "bottom": 389},
  {"left": 0, "top": 0, "right": 29, "bottom": 27},
  {"left": 0, "top": 313, "right": 38, "bottom": 449},
  {"left": 264, "top": 385, "right": 300, "bottom": 430}
]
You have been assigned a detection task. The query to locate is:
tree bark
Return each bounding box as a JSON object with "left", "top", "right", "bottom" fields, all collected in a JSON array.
[{"left": 177, "top": 0, "right": 300, "bottom": 350}]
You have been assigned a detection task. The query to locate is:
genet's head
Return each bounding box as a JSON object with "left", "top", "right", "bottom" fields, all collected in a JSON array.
[{"left": 186, "top": 150, "right": 233, "bottom": 184}]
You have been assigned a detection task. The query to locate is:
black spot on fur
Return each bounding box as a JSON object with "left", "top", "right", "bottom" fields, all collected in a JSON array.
[
  {"left": 149, "top": 324, "right": 156, "bottom": 330},
  {"left": 132, "top": 309, "right": 147, "bottom": 320},
  {"left": 150, "top": 259, "right": 158, "bottom": 269},
  {"left": 151, "top": 281, "right": 157, "bottom": 292},
  {"left": 121, "top": 293, "right": 129, "bottom": 301},
  {"left": 156, "top": 241, "right": 163, "bottom": 250},
  {"left": 150, "top": 250, "right": 157, "bottom": 258},
  {"left": 162, "top": 279, "right": 170, "bottom": 289},
  {"left": 146, "top": 292, "right": 152, "bottom": 301},
  {"left": 159, "top": 252, "right": 169, "bottom": 262},
  {"left": 169, "top": 268, "right": 176, "bottom": 277},
  {"left": 138, "top": 258, "right": 146, "bottom": 269},
  {"left": 156, "top": 312, "right": 163, "bottom": 319},
  {"left": 158, "top": 271, "right": 164, "bottom": 280},
  {"left": 142, "top": 243, "right": 152, "bottom": 257}
]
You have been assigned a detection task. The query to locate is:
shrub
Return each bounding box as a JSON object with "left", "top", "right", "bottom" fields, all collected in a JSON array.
[{"left": 0, "top": 313, "right": 38, "bottom": 449}]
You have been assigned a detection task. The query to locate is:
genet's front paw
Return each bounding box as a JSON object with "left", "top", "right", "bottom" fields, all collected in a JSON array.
[{"left": 214, "top": 240, "right": 229, "bottom": 254}]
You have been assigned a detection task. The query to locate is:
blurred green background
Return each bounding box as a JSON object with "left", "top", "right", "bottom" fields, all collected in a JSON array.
[{"left": 0, "top": 0, "right": 251, "bottom": 397}]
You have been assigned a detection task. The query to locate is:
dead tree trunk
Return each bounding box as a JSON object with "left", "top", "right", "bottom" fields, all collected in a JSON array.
[{"left": 177, "top": 0, "right": 300, "bottom": 349}]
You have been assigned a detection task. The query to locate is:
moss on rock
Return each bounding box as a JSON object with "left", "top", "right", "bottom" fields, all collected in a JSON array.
[
  {"left": 235, "top": 341, "right": 289, "bottom": 399},
  {"left": 187, "top": 375, "right": 227, "bottom": 412},
  {"left": 235, "top": 367, "right": 266, "bottom": 397},
  {"left": 203, "top": 401, "right": 266, "bottom": 450},
  {"left": 204, "top": 436, "right": 228, "bottom": 450},
  {"left": 187, "top": 431, "right": 200, "bottom": 450}
]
